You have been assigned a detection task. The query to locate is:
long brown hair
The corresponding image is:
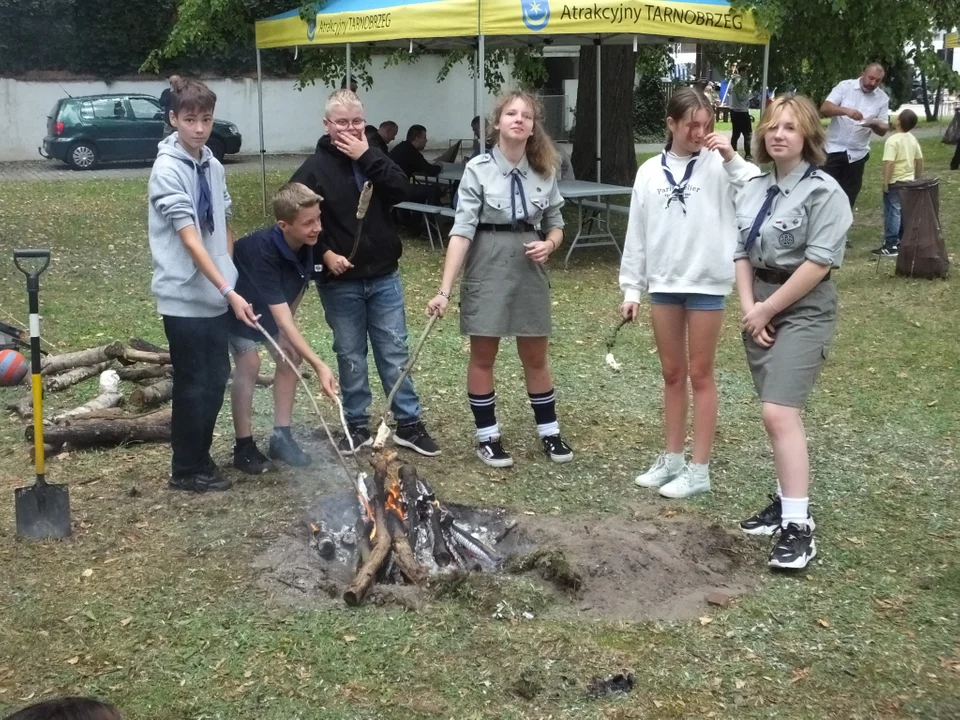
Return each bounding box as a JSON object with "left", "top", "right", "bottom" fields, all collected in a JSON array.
[
  {"left": 753, "top": 94, "right": 826, "bottom": 166},
  {"left": 664, "top": 87, "right": 714, "bottom": 147},
  {"left": 488, "top": 90, "right": 560, "bottom": 177}
]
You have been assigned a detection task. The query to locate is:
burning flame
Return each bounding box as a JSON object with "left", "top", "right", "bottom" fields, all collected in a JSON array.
[
  {"left": 384, "top": 477, "right": 405, "bottom": 523},
  {"left": 310, "top": 523, "right": 319, "bottom": 534}
]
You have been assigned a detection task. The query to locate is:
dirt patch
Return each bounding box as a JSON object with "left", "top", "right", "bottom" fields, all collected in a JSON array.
[{"left": 253, "top": 489, "right": 757, "bottom": 622}]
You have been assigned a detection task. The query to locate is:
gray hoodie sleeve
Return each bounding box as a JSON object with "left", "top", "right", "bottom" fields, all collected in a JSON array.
[{"left": 149, "top": 158, "right": 197, "bottom": 232}]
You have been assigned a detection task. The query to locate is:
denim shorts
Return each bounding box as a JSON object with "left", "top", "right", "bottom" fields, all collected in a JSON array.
[
  {"left": 229, "top": 334, "right": 264, "bottom": 355},
  {"left": 649, "top": 292, "right": 725, "bottom": 311}
]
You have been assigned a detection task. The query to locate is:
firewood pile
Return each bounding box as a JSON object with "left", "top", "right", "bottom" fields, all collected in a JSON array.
[
  {"left": 311, "top": 450, "right": 505, "bottom": 606},
  {"left": 4, "top": 338, "right": 272, "bottom": 456}
]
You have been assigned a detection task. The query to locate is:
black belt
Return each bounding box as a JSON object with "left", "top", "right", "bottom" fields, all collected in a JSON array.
[
  {"left": 477, "top": 222, "right": 536, "bottom": 233},
  {"left": 755, "top": 268, "right": 831, "bottom": 284}
]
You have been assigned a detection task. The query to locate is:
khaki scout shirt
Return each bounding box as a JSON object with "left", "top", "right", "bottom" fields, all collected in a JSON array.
[
  {"left": 450, "top": 145, "right": 565, "bottom": 241},
  {"left": 733, "top": 161, "right": 853, "bottom": 271}
]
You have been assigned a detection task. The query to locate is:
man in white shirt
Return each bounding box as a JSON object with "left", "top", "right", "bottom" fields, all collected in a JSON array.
[{"left": 820, "top": 63, "right": 890, "bottom": 210}]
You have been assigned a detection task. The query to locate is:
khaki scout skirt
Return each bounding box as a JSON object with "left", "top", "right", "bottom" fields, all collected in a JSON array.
[
  {"left": 743, "top": 277, "right": 838, "bottom": 408},
  {"left": 459, "top": 228, "right": 551, "bottom": 337}
]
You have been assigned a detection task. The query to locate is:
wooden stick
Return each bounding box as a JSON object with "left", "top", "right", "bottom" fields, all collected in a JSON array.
[
  {"left": 7, "top": 394, "right": 33, "bottom": 420},
  {"left": 130, "top": 379, "right": 173, "bottom": 408},
  {"left": 27, "top": 408, "right": 171, "bottom": 447},
  {"left": 44, "top": 361, "right": 115, "bottom": 392},
  {"left": 344, "top": 464, "right": 393, "bottom": 606},
  {"left": 40, "top": 342, "right": 124, "bottom": 376}
]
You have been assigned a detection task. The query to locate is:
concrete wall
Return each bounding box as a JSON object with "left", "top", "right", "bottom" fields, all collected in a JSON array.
[{"left": 0, "top": 56, "right": 508, "bottom": 162}]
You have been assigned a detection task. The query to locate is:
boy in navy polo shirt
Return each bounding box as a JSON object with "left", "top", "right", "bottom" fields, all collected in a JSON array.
[{"left": 229, "top": 183, "right": 338, "bottom": 473}]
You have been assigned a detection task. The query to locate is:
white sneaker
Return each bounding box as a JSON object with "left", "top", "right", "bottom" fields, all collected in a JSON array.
[
  {"left": 659, "top": 464, "right": 711, "bottom": 499},
  {"left": 634, "top": 453, "right": 684, "bottom": 488}
]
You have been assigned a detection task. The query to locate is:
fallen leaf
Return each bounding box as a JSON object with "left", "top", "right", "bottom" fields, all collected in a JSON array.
[
  {"left": 817, "top": 618, "right": 831, "bottom": 628},
  {"left": 927, "top": 400, "right": 939, "bottom": 407},
  {"left": 735, "top": 679, "right": 747, "bottom": 689},
  {"left": 119, "top": 617, "right": 132, "bottom": 627},
  {"left": 790, "top": 667, "right": 811, "bottom": 683},
  {"left": 343, "top": 635, "right": 357, "bottom": 643},
  {"left": 66, "top": 657, "right": 79, "bottom": 665},
  {"left": 699, "top": 616, "right": 713, "bottom": 626},
  {"left": 243, "top": 670, "right": 252, "bottom": 678},
  {"left": 81, "top": 569, "right": 93, "bottom": 578}
]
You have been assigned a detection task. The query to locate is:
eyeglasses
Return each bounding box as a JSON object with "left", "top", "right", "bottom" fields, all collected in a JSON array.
[{"left": 326, "top": 118, "right": 366, "bottom": 129}]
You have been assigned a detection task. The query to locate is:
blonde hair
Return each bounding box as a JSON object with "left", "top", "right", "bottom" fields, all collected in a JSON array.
[
  {"left": 488, "top": 90, "right": 560, "bottom": 178},
  {"left": 664, "top": 87, "right": 714, "bottom": 147},
  {"left": 753, "top": 94, "right": 826, "bottom": 166},
  {"left": 273, "top": 182, "right": 323, "bottom": 223},
  {"left": 324, "top": 89, "right": 362, "bottom": 118}
]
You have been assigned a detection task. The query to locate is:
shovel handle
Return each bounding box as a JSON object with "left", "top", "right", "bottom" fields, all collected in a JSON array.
[{"left": 14, "top": 249, "right": 51, "bottom": 483}]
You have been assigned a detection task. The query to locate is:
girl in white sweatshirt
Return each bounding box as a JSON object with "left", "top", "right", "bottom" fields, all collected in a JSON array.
[{"left": 620, "top": 87, "right": 759, "bottom": 499}]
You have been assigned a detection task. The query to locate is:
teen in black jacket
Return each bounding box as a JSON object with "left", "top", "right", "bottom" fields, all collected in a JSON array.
[{"left": 289, "top": 90, "right": 440, "bottom": 458}]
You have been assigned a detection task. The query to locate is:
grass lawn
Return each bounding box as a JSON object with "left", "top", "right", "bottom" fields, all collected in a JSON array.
[{"left": 0, "top": 139, "right": 958, "bottom": 719}]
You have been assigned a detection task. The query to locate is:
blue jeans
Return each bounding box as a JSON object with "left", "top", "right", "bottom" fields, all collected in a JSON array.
[
  {"left": 317, "top": 271, "right": 421, "bottom": 427},
  {"left": 883, "top": 187, "right": 903, "bottom": 248}
]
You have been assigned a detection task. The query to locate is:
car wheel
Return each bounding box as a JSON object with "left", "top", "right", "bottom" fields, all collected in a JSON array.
[
  {"left": 206, "top": 136, "right": 226, "bottom": 162},
  {"left": 67, "top": 141, "right": 99, "bottom": 170}
]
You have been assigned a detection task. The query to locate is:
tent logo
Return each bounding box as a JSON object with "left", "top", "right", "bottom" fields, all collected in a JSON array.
[
  {"left": 521, "top": 0, "right": 550, "bottom": 31},
  {"left": 306, "top": 17, "right": 317, "bottom": 41}
]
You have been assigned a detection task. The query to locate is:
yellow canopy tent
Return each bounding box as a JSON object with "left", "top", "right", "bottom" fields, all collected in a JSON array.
[
  {"left": 253, "top": 0, "right": 769, "bottom": 201},
  {"left": 479, "top": 0, "right": 769, "bottom": 178}
]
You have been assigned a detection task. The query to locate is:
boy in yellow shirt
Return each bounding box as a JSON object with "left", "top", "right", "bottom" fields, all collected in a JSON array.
[{"left": 875, "top": 108, "right": 923, "bottom": 257}]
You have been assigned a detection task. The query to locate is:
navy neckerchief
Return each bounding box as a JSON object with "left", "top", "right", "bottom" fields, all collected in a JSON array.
[
  {"left": 661, "top": 147, "right": 700, "bottom": 215},
  {"left": 351, "top": 161, "right": 367, "bottom": 192},
  {"left": 271, "top": 226, "right": 314, "bottom": 277},
  {"left": 744, "top": 163, "right": 817, "bottom": 252},
  {"left": 177, "top": 156, "right": 215, "bottom": 235},
  {"left": 509, "top": 169, "right": 530, "bottom": 228}
]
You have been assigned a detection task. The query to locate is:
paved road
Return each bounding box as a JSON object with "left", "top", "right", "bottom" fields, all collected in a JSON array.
[{"left": 1, "top": 126, "right": 944, "bottom": 183}]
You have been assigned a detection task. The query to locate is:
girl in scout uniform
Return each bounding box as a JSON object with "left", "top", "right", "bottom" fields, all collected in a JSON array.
[
  {"left": 426, "top": 91, "right": 571, "bottom": 468},
  {"left": 621, "top": 87, "right": 759, "bottom": 500},
  {"left": 733, "top": 94, "right": 853, "bottom": 570}
]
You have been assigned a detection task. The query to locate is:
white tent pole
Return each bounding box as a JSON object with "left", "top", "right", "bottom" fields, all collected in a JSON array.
[
  {"left": 595, "top": 38, "right": 601, "bottom": 182},
  {"left": 761, "top": 42, "right": 770, "bottom": 112},
  {"left": 478, "top": 33, "right": 486, "bottom": 154},
  {"left": 346, "top": 43, "right": 352, "bottom": 89},
  {"left": 256, "top": 47, "right": 266, "bottom": 215}
]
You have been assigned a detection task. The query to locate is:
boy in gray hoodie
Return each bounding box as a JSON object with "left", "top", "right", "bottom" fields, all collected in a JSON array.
[{"left": 148, "top": 77, "right": 258, "bottom": 493}]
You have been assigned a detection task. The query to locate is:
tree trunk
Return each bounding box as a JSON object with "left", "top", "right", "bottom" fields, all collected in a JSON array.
[
  {"left": 571, "top": 44, "right": 638, "bottom": 185},
  {"left": 130, "top": 378, "right": 174, "bottom": 408},
  {"left": 44, "top": 361, "right": 115, "bottom": 392},
  {"left": 40, "top": 342, "right": 124, "bottom": 376},
  {"left": 118, "top": 348, "right": 171, "bottom": 366},
  {"left": 27, "top": 408, "right": 171, "bottom": 447},
  {"left": 116, "top": 364, "right": 172, "bottom": 382},
  {"left": 920, "top": 72, "right": 935, "bottom": 122},
  {"left": 933, "top": 85, "right": 943, "bottom": 121}
]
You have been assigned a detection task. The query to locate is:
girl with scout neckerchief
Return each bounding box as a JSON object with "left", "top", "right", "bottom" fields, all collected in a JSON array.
[
  {"left": 620, "top": 87, "right": 759, "bottom": 500},
  {"left": 734, "top": 94, "right": 852, "bottom": 570},
  {"left": 426, "top": 91, "right": 572, "bottom": 469}
]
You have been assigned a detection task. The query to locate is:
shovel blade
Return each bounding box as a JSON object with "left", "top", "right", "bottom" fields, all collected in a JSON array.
[{"left": 14, "top": 481, "right": 71, "bottom": 540}]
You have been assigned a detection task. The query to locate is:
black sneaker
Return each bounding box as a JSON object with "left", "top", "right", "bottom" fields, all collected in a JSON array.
[
  {"left": 740, "top": 494, "right": 782, "bottom": 536},
  {"left": 269, "top": 432, "right": 312, "bottom": 467},
  {"left": 769, "top": 523, "right": 817, "bottom": 570},
  {"left": 233, "top": 441, "right": 276, "bottom": 475},
  {"left": 880, "top": 245, "right": 899, "bottom": 257},
  {"left": 169, "top": 471, "right": 233, "bottom": 493},
  {"left": 477, "top": 437, "right": 514, "bottom": 468},
  {"left": 541, "top": 434, "right": 573, "bottom": 463},
  {"left": 394, "top": 421, "right": 441, "bottom": 457},
  {"left": 337, "top": 425, "right": 372, "bottom": 455}
]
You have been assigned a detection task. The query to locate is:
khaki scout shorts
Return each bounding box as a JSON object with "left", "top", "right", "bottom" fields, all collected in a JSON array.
[{"left": 743, "top": 278, "right": 838, "bottom": 408}]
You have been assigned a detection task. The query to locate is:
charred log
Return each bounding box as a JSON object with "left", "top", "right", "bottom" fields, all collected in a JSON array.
[{"left": 130, "top": 379, "right": 174, "bottom": 408}]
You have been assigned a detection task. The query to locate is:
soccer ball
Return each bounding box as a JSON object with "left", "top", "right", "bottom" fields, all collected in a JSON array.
[{"left": 0, "top": 349, "right": 29, "bottom": 386}]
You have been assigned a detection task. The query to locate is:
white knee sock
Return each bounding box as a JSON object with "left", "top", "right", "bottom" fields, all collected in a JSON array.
[{"left": 780, "top": 496, "right": 810, "bottom": 528}]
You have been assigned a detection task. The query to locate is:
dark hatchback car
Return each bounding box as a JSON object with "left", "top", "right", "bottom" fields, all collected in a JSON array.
[{"left": 40, "top": 93, "right": 242, "bottom": 170}]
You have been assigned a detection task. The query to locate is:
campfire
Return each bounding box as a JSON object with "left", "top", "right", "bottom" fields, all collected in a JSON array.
[{"left": 308, "top": 450, "right": 503, "bottom": 606}]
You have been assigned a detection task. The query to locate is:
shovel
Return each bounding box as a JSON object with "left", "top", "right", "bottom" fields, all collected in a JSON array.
[{"left": 13, "top": 249, "right": 71, "bottom": 540}]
